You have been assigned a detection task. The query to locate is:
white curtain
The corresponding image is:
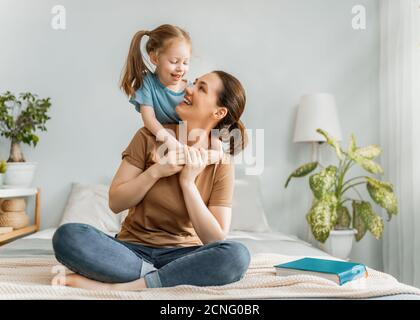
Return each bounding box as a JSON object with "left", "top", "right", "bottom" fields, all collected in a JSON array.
[{"left": 380, "top": 0, "right": 420, "bottom": 287}]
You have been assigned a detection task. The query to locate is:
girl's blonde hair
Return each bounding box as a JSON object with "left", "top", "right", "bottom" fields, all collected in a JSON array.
[{"left": 120, "top": 24, "right": 191, "bottom": 97}]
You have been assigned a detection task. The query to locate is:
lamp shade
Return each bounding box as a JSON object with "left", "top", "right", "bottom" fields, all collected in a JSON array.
[{"left": 293, "top": 93, "right": 342, "bottom": 143}]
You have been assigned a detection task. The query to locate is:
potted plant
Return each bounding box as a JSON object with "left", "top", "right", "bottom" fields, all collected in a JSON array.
[
  {"left": 285, "top": 129, "right": 398, "bottom": 260},
  {"left": 0, "top": 91, "right": 51, "bottom": 187},
  {"left": 0, "top": 160, "right": 6, "bottom": 186}
]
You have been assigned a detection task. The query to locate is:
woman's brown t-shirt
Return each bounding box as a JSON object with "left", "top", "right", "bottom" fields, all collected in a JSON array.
[{"left": 116, "top": 124, "right": 234, "bottom": 247}]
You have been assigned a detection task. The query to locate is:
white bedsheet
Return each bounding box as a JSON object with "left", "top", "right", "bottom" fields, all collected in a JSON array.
[{"left": 24, "top": 228, "right": 57, "bottom": 240}]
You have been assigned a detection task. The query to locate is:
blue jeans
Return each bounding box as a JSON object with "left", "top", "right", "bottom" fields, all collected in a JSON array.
[{"left": 52, "top": 223, "right": 251, "bottom": 288}]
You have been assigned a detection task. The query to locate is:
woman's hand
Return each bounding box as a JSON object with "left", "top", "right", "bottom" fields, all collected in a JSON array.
[{"left": 179, "top": 145, "right": 208, "bottom": 185}]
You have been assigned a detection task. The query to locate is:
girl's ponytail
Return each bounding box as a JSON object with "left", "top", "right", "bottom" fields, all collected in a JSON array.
[{"left": 120, "top": 30, "right": 151, "bottom": 97}]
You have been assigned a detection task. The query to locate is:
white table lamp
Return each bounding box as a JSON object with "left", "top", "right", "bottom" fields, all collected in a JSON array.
[{"left": 293, "top": 93, "right": 342, "bottom": 162}]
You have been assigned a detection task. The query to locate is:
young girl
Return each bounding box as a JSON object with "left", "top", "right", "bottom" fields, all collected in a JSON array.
[{"left": 120, "top": 24, "right": 223, "bottom": 163}]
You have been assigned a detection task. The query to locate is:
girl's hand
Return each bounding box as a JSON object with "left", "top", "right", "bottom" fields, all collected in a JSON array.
[
  {"left": 179, "top": 146, "right": 208, "bottom": 185},
  {"left": 164, "top": 135, "right": 184, "bottom": 154},
  {"left": 151, "top": 148, "right": 185, "bottom": 179}
]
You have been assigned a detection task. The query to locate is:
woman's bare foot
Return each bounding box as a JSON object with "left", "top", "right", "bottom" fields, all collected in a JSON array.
[
  {"left": 63, "top": 273, "right": 112, "bottom": 291},
  {"left": 51, "top": 273, "right": 147, "bottom": 291},
  {"left": 110, "top": 277, "right": 147, "bottom": 291}
]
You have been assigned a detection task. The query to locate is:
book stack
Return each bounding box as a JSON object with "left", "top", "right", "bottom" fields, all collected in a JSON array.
[{"left": 274, "top": 257, "right": 368, "bottom": 286}]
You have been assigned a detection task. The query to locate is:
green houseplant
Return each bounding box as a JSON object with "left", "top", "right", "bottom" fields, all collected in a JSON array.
[
  {"left": 0, "top": 91, "right": 51, "bottom": 186},
  {"left": 0, "top": 160, "right": 6, "bottom": 186},
  {"left": 285, "top": 129, "right": 398, "bottom": 249}
]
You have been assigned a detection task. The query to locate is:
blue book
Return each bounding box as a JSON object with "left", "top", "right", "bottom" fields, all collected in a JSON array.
[{"left": 274, "top": 257, "right": 368, "bottom": 286}]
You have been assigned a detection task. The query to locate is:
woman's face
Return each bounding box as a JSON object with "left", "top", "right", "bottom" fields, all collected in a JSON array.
[{"left": 176, "top": 72, "right": 226, "bottom": 127}]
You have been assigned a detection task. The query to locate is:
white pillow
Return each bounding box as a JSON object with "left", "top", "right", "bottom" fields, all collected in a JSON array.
[
  {"left": 59, "top": 183, "right": 127, "bottom": 236},
  {"left": 230, "top": 176, "right": 271, "bottom": 232}
]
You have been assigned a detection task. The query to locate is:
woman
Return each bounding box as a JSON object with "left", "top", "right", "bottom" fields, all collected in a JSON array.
[{"left": 52, "top": 71, "right": 250, "bottom": 291}]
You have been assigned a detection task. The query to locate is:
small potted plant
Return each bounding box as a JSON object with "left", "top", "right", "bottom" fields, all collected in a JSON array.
[
  {"left": 285, "top": 129, "right": 398, "bottom": 260},
  {"left": 0, "top": 160, "right": 6, "bottom": 186},
  {"left": 0, "top": 91, "right": 51, "bottom": 187}
]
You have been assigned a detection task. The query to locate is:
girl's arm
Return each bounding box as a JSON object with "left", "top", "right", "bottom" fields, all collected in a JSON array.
[
  {"left": 109, "top": 158, "right": 183, "bottom": 213},
  {"left": 141, "top": 105, "right": 181, "bottom": 151},
  {"left": 142, "top": 105, "right": 223, "bottom": 165}
]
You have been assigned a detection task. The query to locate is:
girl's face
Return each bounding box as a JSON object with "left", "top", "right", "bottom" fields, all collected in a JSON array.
[
  {"left": 176, "top": 72, "right": 228, "bottom": 128},
  {"left": 151, "top": 39, "right": 191, "bottom": 87}
]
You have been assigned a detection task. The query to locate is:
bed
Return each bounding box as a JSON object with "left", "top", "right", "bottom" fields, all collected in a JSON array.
[
  {"left": 0, "top": 181, "right": 419, "bottom": 300},
  {"left": 0, "top": 228, "right": 419, "bottom": 299}
]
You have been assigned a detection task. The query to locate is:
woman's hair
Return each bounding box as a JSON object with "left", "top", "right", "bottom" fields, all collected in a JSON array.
[
  {"left": 120, "top": 24, "right": 191, "bottom": 97},
  {"left": 212, "top": 70, "right": 248, "bottom": 156}
]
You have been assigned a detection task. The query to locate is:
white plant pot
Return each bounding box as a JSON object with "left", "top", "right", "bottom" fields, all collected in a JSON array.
[
  {"left": 3, "top": 162, "right": 37, "bottom": 187},
  {"left": 0, "top": 173, "right": 4, "bottom": 186},
  {"left": 318, "top": 229, "right": 357, "bottom": 260}
]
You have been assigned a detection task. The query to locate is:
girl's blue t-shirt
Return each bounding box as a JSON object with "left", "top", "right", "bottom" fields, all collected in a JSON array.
[{"left": 129, "top": 72, "right": 191, "bottom": 124}]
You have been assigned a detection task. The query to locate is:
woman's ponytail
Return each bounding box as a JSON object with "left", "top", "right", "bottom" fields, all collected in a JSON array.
[
  {"left": 212, "top": 70, "right": 247, "bottom": 156},
  {"left": 120, "top": 30, "right": 150, "bottom": 97},
  {"left": 226, "top": 120, "right": 248, "bottom": 156}
]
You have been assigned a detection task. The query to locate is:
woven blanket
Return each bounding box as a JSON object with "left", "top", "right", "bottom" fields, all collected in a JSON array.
[{"left": 1, "top": 253, "right": 419, "bottom": 300}]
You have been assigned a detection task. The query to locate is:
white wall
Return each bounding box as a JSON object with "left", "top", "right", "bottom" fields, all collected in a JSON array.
[{"left": 0, "top": 0, "right": 382, "bottom": 269}]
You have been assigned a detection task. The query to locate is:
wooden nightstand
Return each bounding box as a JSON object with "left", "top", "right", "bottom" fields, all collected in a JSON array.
[{"left": 0, "top": 187, "right": 41, "bottom": 245}]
